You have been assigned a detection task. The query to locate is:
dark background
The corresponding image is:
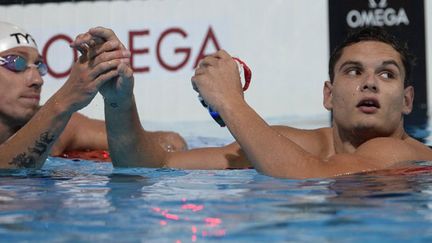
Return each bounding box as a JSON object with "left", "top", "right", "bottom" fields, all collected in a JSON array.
[{"left": 328, "top": 0, "right": 428, "bottom": 141}]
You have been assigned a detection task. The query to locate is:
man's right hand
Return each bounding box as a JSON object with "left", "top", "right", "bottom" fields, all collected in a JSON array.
[
  {"left": 58, "top": 55, "right": 129, "bottom": 114},
  {"left": 70, "top": 27, "right": 135, "bottom": 109},
  {"left": 191, "top": 50, "right": 244, "bottom": 114}
]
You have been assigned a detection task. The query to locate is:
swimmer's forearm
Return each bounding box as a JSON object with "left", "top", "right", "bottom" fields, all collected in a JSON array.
[
  {"left": 104, "top": 96, "right": 142, "bottom": 166},
  {"left": 219, "top": 100, "right": 323, "bottom": 179},
  {"left": 104, "top": 96, "right": 168, "bottom": 167},
  {"left": 0, "top": 98, "right": 73, "bottom": 169}
]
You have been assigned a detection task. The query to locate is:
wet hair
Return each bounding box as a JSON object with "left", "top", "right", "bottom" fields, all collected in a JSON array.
[{"left": 328, "top": 27, "right": 415, "bottom": 87}]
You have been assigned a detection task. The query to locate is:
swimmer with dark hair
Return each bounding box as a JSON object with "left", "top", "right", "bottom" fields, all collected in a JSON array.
[{"left": 76, "top": 26, "right": 432, "bottom": 179}]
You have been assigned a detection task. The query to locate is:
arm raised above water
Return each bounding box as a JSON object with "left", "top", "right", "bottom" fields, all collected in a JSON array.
[
  {"left": 190, "top": 50, "right": 432, "bottom": 179},
  {"left": 72, "top": 27, "right": 189, "bottom": 167},
  {"left": 0, "top": 44, "right": 127, "bottom": 168}
]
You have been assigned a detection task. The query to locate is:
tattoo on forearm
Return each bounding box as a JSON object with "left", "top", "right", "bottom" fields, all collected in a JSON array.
[
  {"left": 32, "top": 132, "right": 55, "bottom": 155},
  {"left": 9, "top": 153, "right": 36, "bottom": 168},
  {"left": 9, "top": 132, "right": 55, "bottom": 168}
]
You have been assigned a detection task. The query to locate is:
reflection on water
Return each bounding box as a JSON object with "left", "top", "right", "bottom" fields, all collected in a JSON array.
[
  {"left": 0, "top": 157, "right": 431, "bottom": 242},
  {"left": 1, "top": 118, "right": 432, "bottom": 242},
  {"left": 55, "top": 175, "right": 113, "bottom": 214}
]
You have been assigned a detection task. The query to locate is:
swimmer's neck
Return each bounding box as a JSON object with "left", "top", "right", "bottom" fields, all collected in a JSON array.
[
  {"left": 0, "top": 118, "right": 26, "bottom": 144},
  {"left": 330, "top": 124, "right": 408, "bottom": 154}
]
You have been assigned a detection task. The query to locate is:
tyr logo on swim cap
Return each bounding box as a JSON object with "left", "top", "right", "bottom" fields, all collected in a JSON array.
[{"left": 0, "top": 22, "right": 37, "bottom": 52}]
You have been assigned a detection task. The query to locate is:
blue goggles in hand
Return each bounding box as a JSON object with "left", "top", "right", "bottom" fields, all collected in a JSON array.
[
  {"left": 0, "top": 55, "right": 48, "bottom": 76},
  {"left": 197, "top": 57, "right": 252, "bottom": 127},
  {"left": 199, "top": 95, "right": 226, "bottom": 127}
]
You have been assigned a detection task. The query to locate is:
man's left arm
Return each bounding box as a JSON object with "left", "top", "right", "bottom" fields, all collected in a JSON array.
[
  {"left": 192, "top": 50, "right": 322, "bottom": 178},
  {"left": 191, "top": 50, "right": 432, "bottom": 179}
]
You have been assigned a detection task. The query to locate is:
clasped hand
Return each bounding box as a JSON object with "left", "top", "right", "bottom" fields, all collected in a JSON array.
[{"left": 67, "top": 27, "right": 134, "bottom": 110}]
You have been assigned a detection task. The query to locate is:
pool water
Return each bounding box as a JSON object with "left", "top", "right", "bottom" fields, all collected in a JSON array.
[
  {"left": 1, "top": 158, "right": 432, "bottom": 242},
  {"left": 1, "top": 118, "right": 432, "bottom": 242}
]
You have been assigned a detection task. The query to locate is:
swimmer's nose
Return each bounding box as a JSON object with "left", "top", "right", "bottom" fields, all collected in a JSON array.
[
  {"left": 26, "top": 66, "right": 44, "bottom": 89},
  {"left": 360, "top": 74, "right": 378, "bottom": 93}
]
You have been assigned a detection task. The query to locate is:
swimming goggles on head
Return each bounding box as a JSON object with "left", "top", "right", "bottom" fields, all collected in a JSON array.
[{"left": 0, "top": 55, "right": 47, "bottom": 76}]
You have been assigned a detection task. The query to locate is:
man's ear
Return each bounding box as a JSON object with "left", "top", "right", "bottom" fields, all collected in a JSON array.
[
  {"left": 402, "top": 86, "right": 414, "bottom": 115},
  {"left": 323, "top": 81, "right": 333, "bottom": 111}
]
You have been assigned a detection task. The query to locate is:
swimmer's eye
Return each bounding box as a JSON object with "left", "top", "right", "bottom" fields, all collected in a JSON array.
[
  {"left": 0, "top": 55, "right": 47, "bottom": 76},
  {"left": 379, "top": 72, "right": 394, "bottom": 79},
  {"left": 345, "top": 67, "right": 362, "bottom": 76},
  {"left": 378, "top": 69, "right": 398, "bottom": 80}
]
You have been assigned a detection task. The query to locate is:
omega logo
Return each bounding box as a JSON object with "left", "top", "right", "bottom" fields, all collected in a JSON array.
[
  {"left": 42, "top": 26, "right": 220, "bottom": 78},
  {"left": 346, "top": 0, "right": 409, "bottom": 28},
  {"left": 368, "top": 0, "right": 387, "bottom": 9}
]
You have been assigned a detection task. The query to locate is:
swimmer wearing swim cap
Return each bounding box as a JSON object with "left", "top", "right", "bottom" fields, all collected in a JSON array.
[
  {"left": 0, "top": 22, "right": 146, "bottom": 168},
  {"left": 0, "top": 22, "right": 47, "bottom": 77},
  {"left": 0, "top": 21, "right": 38, "bottom": 52}
]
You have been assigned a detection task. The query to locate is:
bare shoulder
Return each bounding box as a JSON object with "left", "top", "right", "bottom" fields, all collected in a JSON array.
[
  {"left": 271, "top": 125, "right": 332, "bottom": 157},
  {"left": 146, "top": 130, "right": 188, "bottom": 152},
  {"left": 271, "top": 125, "right": 332, "bottom": 141},
  {"left": 356, "top": 136, "right": 432, "bottom": 163}
]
